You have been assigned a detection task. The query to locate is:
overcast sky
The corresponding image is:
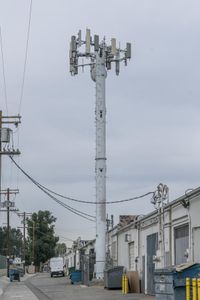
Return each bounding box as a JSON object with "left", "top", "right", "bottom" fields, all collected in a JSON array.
[{"left": 0, "top": 0, "right": 200, "bottom": 246}]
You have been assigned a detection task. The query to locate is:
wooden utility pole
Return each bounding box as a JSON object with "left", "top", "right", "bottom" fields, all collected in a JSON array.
[
  {"left": 0, "top": 111, "right": 21, "bottom": 277},
  {"left": 23, "top": 212, "right": 26, "bottom": 260},
  {"left": 0, "top": 111, "right": 2, "bottom": 203},
  {"left": 7, "top": 188, "right": 10, "bottom": 263},
  {"left": 0, "top": 189, "right": 19, "bottom": 276},
  {"left": 17, "top": 212, "right": 32, "bottom": 272},
  {"left": 32, "top": 221, "right": 35, "bottom": 264}
]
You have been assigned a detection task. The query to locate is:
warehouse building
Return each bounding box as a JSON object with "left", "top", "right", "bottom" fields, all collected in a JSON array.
[{"left": 107, "top": 186, "right": 200, "bottom": 294}]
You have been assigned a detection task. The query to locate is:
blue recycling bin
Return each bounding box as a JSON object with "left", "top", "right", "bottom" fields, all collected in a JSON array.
[
  {"left": 154, "top": 263, "right": 200, "bottom": 300},
  {"left": 70, "top": 270, "right": 82, "bottom": 284}
]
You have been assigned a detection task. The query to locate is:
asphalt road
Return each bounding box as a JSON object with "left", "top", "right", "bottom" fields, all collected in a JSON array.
[
  {"left": 2, "top": 273, "right": 155, "bottom": 300},
  {"left": 24, "top": 273, "right": 155, "bottom": 300}
]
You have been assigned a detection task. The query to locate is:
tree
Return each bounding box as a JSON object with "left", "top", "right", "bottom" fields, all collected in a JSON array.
[
  {"left": 26, "top": 210, "right": 59, "bottom": 266},
  {"left": 0, "top": 227, "right": 23, "bottom": 257},
  {"left": 55, "top": 243, "right": 67, "bottom": 256}
]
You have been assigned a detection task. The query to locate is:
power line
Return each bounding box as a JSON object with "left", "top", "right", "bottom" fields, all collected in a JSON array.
[
  {"left": 9, "top": 156, "right": 95, "bottom": 222},
  {"left": 26, "top": 176, "right": 95, "bottom": 221},
  {"left": 18, "top": 0, "right": 33, "bottom": 114},
  {"left": 36, "top": 229, "right": 74, "bottom": 243},
  {"left": 40, "top": 187, "right": 95, "bottom": 222},
  {"left": 0, "top": 26, "right": 8, "bottom": 115},
  {"left": 16, "top": 212, "right": 74, "bottom": 245},
  {"left": 10, "top": 156, "right": 155, "bottom": 205}
]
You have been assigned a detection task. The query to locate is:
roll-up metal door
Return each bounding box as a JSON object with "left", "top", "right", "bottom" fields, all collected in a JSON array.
[
  {"left": 193, "top": 227, "right": 200, "bottom": 263},
  {"left": 147, "top": 232, "right": 158, "bottom": 295},
  {"left": 174, "top": 224, "right": 189, "bottom": 265}
]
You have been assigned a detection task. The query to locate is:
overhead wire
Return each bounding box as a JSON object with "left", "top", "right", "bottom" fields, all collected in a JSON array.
[
  {"left": 38, "top": 231, "right": 73, "bottom": 244},
  {"left": 27, "top": 178, "right": 95, "bottom": 222},
  {"left": 9, "top": 156, "right": 95, "bottom": 222},
  {"left": 15, "top": 211, "right": 76, "bottom": 243},
  {"left": 0, "top": 26, "right": 8, "bottom": 115},
  {"left": 35, "top": 229, "right": 74, "bottom": 243},
  {"left": 10, "top": 155, "right": 155, "bottom": 205},
  {"left": 15, "top": 216, "right": 74, "bottom": 243},
  {"left": 18, "top": 0, "right": 33, "bottom": 114}
]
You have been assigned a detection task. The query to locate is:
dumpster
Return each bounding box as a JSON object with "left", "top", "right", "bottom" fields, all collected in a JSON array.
[
  {"left": 154, "top": 263, "right": 200, "bottom": 300},
  {"left": 70, "top": 270, "right": 82, "bottom": 284},
  {"left": 9, "top": 269, "right": 20, "bottom": 282},
  {"left": 68, "top": 267, "right": 75, "bottom": 275},
  {"left": 104, "top": 266, "right": 124, "bottom": 289}
]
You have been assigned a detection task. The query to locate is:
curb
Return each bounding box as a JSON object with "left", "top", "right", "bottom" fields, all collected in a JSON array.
[
  {"left": 0, "top": 273, "right": 37, "bottom": 295},
  {"left": 0, "top": 276, "right": 10, "bottom": 296}
]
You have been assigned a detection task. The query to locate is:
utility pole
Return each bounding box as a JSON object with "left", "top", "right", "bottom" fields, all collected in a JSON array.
[
  {"left": 18, "top": 218, "right": 38, "bottom": 267},
  {"left": 7, "top": 188, "right": 10, "bottom": 266},
  {"left": 0, "top": 188, "right": 19, "bottom": 277},
  {"left": 0, "top": 111, "right": 21, "bottom": 276},
  {"left": 17, "top": 212, "right": 32, "bottom": 272},
  {"left": 0, "top": 111, "right": 2, "bottom": 203},
  {"left": 32, "top": 221, "right": 35, "bottom": 264},
  {"left": 23, "top": 212, "right": 26, "bottom": 261},
  {"left": 69, "top": 29, "right": 131, "bottom": 279}
]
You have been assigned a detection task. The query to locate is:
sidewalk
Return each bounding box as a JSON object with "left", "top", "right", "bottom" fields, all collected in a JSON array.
[
  {"left": 1, "top": 274, "right": 37, "bottom": 300},
  {"left": 1, "top": 281, "right": 38, "bottom": 300},
  {"left": 0, "top": 276, "right": 9, "bottom": 296}
]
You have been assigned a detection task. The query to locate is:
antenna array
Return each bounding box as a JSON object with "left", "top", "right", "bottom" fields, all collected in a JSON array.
[{"left": 69, "top": 29, "right": 131, "bottom": 77}]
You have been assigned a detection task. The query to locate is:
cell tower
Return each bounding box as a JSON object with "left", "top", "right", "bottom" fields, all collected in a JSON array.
[{"left": 69, "top": 29, "right": 131, "bottom": 279}]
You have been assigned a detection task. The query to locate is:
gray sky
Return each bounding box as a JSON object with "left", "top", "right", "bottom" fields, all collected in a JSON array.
[{"left": 0, "top": 0, "right": 200, "bottom": 246}]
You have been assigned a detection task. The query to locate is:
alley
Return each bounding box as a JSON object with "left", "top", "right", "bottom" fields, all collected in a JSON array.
[{"left": 1, "top": 273, "right": 155, "bottom": 300}]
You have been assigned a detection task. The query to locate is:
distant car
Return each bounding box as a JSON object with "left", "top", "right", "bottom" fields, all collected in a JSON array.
[{"left": 49, "top": 257, "right": 64, "bottom": 277}]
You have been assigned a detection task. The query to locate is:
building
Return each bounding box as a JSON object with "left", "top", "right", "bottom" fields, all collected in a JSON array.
[{"left": 107, "top": 186, "right": 200, "bottom": 294}]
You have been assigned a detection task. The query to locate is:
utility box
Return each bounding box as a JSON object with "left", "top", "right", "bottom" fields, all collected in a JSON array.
[
  {"left": 154, "top": 263, "right": 200, "bottom": 300},
  {"left": 0, "top": 128, "right": 11, "bottom": 143},
  {"left": 104, "top": 266, "right": 124, "bottom": 289}
]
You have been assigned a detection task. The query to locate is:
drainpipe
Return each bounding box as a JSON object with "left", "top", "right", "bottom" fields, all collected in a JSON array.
[
  {"left": 117, "top": 233, "right": 118, "bottom": 266},
  {"left": 169, "top": 206, "right": 172, "bottom": 265},
  {"left": 137, "top": 221, "right": 140, "bottom": 273},
  {"left": 187, "top": 206, "right": 192, "bottom": 261}
]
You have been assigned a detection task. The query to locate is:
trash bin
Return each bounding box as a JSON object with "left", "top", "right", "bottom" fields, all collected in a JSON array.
[
  {"left": 70, "top": 270, "right": 82, "bottom": 284},
  {"left": 104, "top": 266, "right": 124, "bottom": 289},
  {"left": 68, "top": 267, "right": 75, "bottom": 275},
  {"left": 9, "top": 269, "right": 20, "bottom": 282},
  {"left": 154, "top": 263, "right": 200, "bottom": 300}
]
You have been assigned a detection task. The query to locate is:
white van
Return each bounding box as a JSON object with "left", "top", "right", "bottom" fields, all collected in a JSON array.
[{"left": 49, "top": 257, "right": 64, "bottom": 277}]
